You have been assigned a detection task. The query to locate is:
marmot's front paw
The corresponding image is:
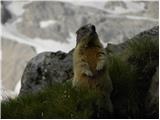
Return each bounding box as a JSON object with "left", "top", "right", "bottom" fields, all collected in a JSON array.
[
  {"left": 83, "top": 69, "right": 93, "bottom": 77},
  {"left": 96, "top": 62, "right": 104, "bottom": 71}
]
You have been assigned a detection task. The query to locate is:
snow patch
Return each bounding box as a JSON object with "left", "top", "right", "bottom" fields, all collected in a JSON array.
[
  {"left": 125, "top": 15, "right": 158, "bottom": 22},
  {"left": 105, "top": 1, "right": 145, "bottom": 14},
  {"left": 40, "top": 20, "right": 57, "bottom": 28},
  {"left": 14, "top": 80, "right": 21, "bottom": 95},
  {"left": 1, "top": 88, "right": 17, "bottom": 100},
  {"left": 33, "top": 33, "right": 76, "bottom": 53},
  {"left": 70, "top": 1, "right": 145, "bottom": 14},
  {"left": 71, "top": 1, "right": 105, "bottom": 10}
]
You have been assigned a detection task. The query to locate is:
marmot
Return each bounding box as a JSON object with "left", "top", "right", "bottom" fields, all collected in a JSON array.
[{"left": 73, "top": 24, "right": 113, "bottom": 112}]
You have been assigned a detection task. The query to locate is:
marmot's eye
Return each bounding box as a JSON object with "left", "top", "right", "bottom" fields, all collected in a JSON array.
[{"left": 81, "top": 27, "right": 85, "bottom": 30}]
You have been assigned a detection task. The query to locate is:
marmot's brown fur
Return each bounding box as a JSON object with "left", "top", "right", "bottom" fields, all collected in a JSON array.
[{"left": 73, "top": 24, "right": 113, "bottom": 112}]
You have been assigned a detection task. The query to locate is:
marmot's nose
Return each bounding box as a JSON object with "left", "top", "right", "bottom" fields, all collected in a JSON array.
[{"left": 87, "top": 24, "right": 96, "bottom": 32}]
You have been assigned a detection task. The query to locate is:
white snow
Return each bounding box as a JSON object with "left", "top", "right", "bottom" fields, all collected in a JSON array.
[
  {"left": 104, "top": 1, "right": 145, "bottom": 14},
  {"left": 125, "top": 15, "right": 158, "bottom": 22},
  {"left": 14, "top": 80, "right": 21, "bottom": 95},
  {"left": 70, "top": 1, "right": 145, "bottom": 14},
  {"left": 40, "top": 20, "right": 57, "bottom": 28},
  {"left": 34, "top": 33, "right": 76, "bottom": 53},
  {"left": 71, "top": 1, "right": 106, "bottom": 10},
  {"left": 2, "top": 79, "right": 21, "bottom": 99},
  {"left": 1, "top": 88, "right": 17, "bottom": 100}
]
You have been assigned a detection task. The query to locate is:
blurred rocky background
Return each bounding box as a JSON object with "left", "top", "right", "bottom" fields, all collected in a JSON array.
[{"left": 1, "top": 0, "right": 159, "bottom": 99}]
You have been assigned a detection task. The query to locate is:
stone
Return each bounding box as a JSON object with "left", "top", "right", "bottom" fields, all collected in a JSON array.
[{"left": 19, "top": 50, "right": 73, "bottom": 95}]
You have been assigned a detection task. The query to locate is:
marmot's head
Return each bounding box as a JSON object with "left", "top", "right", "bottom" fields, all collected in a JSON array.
[{"left": 76, "top": 24, "right": 98, "bottom": 45}]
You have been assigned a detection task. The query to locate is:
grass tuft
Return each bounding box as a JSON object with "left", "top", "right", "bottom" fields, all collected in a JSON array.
[{"left": 1, "top": 81, "right": 111, "bottom": 119}]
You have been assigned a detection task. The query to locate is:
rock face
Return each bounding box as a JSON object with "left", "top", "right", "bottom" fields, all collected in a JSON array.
[
  {"left": 19, "top": 50, "right": 73, "bottom": 95},
  {"left": 2, "top": 38, "right": 36, "bottom": 94}
]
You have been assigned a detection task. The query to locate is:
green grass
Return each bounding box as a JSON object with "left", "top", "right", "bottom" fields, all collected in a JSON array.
[
  {"left": 127, "top": 36, "right": 159, "bottom": 117},
  {"left": 1, "top": 81, "right": 112, "bottom": 119},
  {"left": 106, "top": 35, "right": 158, "bottom": 118},
  {"left": 108, "top": 55, "right": 139, "bottom": 118}
]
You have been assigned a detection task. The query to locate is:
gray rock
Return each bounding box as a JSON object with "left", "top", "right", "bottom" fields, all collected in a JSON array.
[
  {"left": 19, "top": 50, "right": 73, "bottom": 95},
  {"left": 1, "top": 1, "right": 12, "bottom": 24},
  {"left": 2, "top": 37, "right": 36, "bottom": 92}
]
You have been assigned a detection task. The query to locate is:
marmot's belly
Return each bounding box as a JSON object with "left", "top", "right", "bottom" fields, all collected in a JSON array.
[
  {"left": 76, "top": 47, "right": 104, "bottom": 87},
  {"left": 85, "top": 47, "right": 99, "bottom": 73}
]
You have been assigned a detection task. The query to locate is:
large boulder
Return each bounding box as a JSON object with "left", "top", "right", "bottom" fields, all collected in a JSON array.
[{"left": 19, "top": 50, "right": 73, "bottom": 95}]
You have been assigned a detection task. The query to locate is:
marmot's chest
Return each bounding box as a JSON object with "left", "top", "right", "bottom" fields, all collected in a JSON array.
[{"left": 84, "top": 47, "right": 100, "bottom": 73}]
